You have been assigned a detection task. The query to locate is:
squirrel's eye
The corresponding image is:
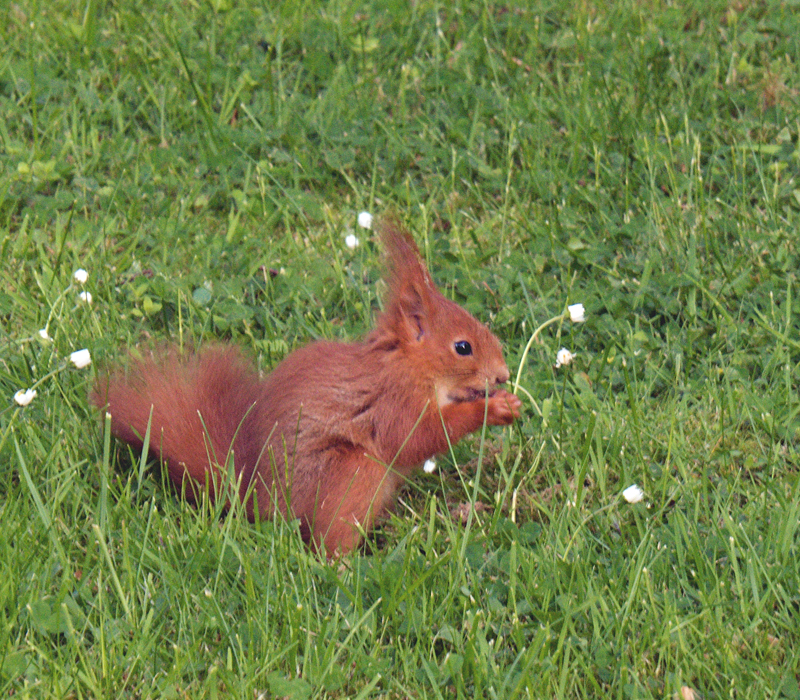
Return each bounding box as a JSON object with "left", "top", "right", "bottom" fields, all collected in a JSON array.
[{"left": 454, "top": 340, "right": 473, "bottom": 356}]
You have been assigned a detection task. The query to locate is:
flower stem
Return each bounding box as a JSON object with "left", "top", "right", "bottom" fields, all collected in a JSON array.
[
  {"left": 27, "top": 363, "right": 69, "bottom": 393},
  {"left": 513, "top": 313, "right": 565, "bottom": 395}
]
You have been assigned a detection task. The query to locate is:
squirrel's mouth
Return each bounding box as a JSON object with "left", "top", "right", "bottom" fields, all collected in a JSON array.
[{"left": 451, "top": 387, "right": 498, "bottom": 403}]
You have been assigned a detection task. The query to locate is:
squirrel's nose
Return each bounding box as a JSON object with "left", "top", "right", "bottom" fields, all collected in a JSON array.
[{"left": 495, "top": 366, "right": 510, "bottom": 385}]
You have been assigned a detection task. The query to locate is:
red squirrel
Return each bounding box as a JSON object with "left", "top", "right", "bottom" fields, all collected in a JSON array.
[{"left": 91, "top": 219, "right": 521, "bottom": 556}]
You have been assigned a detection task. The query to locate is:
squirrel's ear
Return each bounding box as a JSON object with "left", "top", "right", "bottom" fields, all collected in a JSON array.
[
  {"left": 392, "top": 279, "right": 429, "bottom": 342},
  {"left": 378, "top": 216, "right": 436, "bottom": 343}
]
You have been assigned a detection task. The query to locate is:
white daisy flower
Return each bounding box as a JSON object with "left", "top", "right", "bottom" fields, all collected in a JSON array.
[
  {"left": 14, "top": 388, "right": 37, "bottom": 406},
  {"left": 423, "top": 459, "right": 437, "bottom": 474},
  {"left": 555, "top": 348, "right": 574, "bottom": 368},
  {"left": 78, "top": 291, "right": 93, "bottom": 304},
  {"left": 568, "top": 303, "right": 585, "bottom": 323},
  {"left": 69, "top": 349, "right": 92, "bottom": 369},
  {"left": 357, "top": 211, "right": 373, "bottom": 229},
  {"left": 38, "top": 328, "right": 51, "bottom": 341},
  {"left": 73, "top": 269, "right": 89, "bottom": 285},
  {"left": 345, "top": 234, "right": 360, "bottom": 249},
  {"left": 622, "top": 484, "right": 644, "bottom": 504}
]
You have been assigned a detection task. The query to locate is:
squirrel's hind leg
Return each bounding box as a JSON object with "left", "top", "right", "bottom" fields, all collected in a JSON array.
[{"left": 308, "top": 454, "right": 401, "bottom": 558}]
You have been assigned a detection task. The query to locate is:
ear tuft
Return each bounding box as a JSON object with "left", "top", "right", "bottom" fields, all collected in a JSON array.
[
  {"left": 375, "top": 215, "right": 438, "bottom": 344},
  {"left": 378, "top": 215, "right": 434, "bottom": 292}
]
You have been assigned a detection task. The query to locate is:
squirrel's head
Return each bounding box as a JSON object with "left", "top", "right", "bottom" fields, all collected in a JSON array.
[{"left": 374, "top": 217, "right": 510, "bottom": 407}]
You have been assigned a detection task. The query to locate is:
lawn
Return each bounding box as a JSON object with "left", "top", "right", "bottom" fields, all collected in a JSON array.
[{"left": 1, "top": 0, "right": 799, "bottom": 697}]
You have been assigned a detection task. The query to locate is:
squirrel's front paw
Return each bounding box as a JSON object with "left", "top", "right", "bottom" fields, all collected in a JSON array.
[{"left": 486, "top": 390, "right": 522, "bottom": 425}]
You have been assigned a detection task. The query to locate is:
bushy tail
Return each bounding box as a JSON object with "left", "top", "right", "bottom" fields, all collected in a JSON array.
[{"left": 90, "top": 346, "right": 264, "bottom": 504}]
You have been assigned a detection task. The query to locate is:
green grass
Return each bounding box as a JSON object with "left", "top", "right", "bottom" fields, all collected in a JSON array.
[{"left": 2, "top": 0, "right": 800, "bottom": 697}]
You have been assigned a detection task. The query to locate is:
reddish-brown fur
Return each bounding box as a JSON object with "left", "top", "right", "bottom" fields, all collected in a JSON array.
[{"left": 91, "top": 219, "right": 521, "bottom": 556}]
